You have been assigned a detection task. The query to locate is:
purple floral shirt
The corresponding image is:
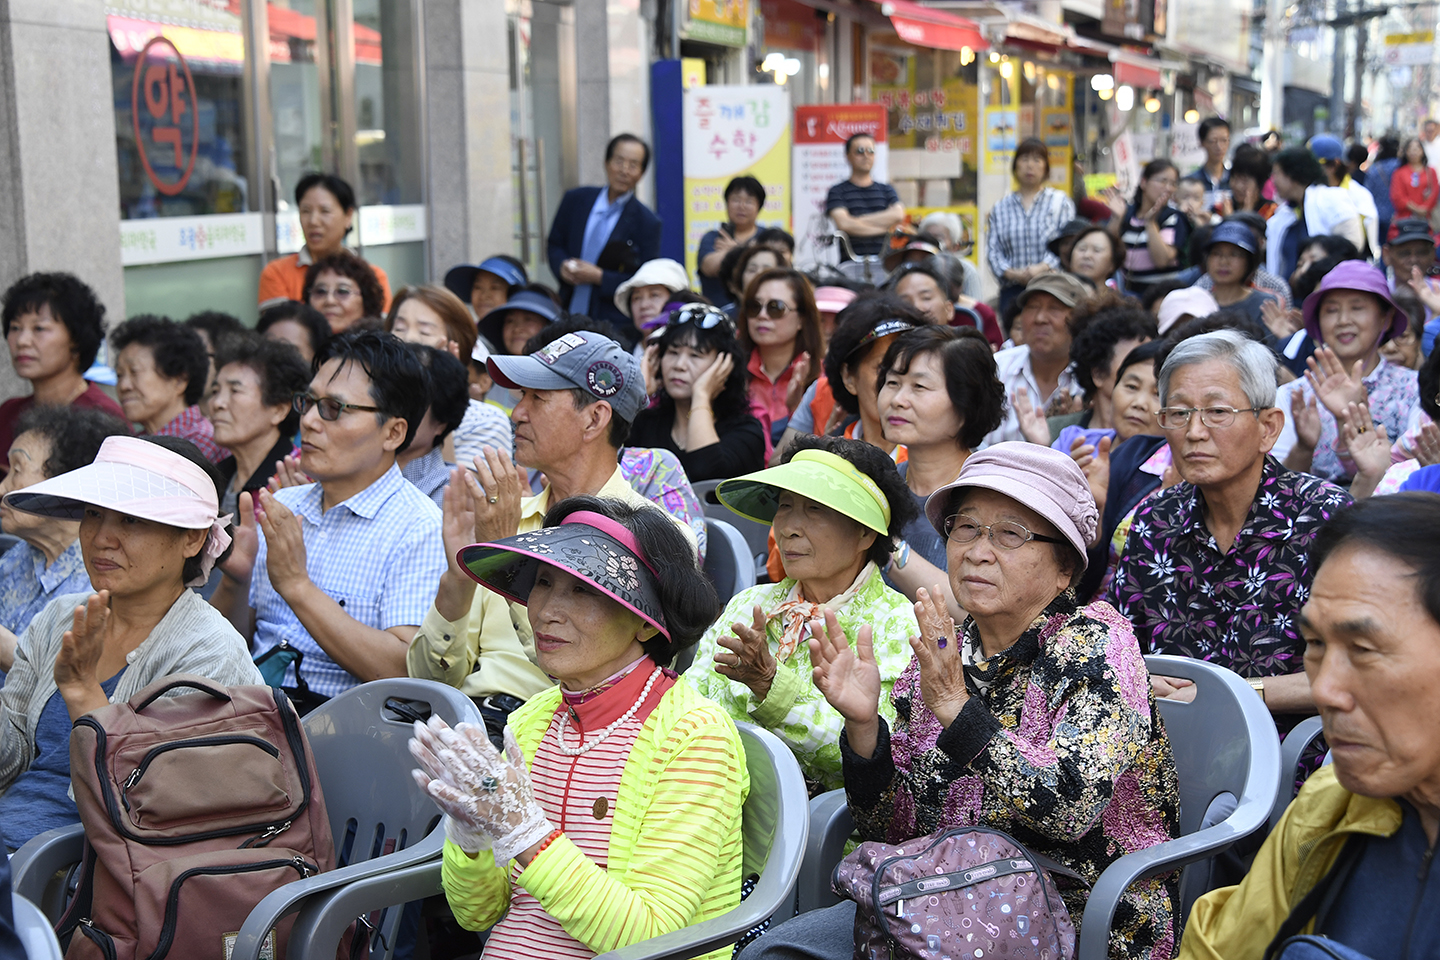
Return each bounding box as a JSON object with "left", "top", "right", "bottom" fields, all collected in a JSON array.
[
  {"left": 1274, "top": 358, "right": 1418, "bottom": 482},
  {"left": 1106, "top": 456, "right": 1351, "bottom": 678}
]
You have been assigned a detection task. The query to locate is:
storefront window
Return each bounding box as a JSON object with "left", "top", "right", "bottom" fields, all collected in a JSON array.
[
  {"left": 760, "top": 0, "right": 829, "bottom": 106},
  {"left": 509, "top": 0, "right": 576, "bottom": 283},
  {"left": 108, "top": 0, "right": 252, "bottom": 219},
  {"left": 269, "top": 0, "right": 324, "bottom": 213},
  {"left": 352, "top": 0, "right": 422, "bottom": 205}
]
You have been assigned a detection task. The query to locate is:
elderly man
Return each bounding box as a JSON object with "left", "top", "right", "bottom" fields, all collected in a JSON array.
[
  {"left": 1180, "top": 494, "right": 1440, "bottom": 959},
  {"left": 1382, "top": 219, "right": 1440, "bottom": 355},
  {"left": 212, "top": 329, "right": 445, "bottom": 705},
  {"left": 985, "top": 271, "right": 1091, "bottom": 446},
  {"left": 406, "top": 329, "right": 695, "bottom": 724},
  {"left": 1108, "top": 330, "right": 1352, "bottom": 717}
]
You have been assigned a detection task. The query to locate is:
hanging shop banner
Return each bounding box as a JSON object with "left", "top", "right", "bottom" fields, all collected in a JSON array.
[
  {"left": 1384, "top": 31, "right": 1435, "bottom": 66},
  {"left": 1112, "top": 129, "right": 1141, "bottom": 196},
  {"left": 682, "top": 85, "right": 791, "bottom": 281},
  {"left": 1169, "top": 119, "right": 1206, "bottom": 174},
  {"left": 792, "top": 104, "right": 889, "bottom": 269},
  {"left": 982, "top": 108, "right": 1018, "bottom": 174},
  {"left": 684, "top": 0, "right": 748, "bottom": 47}
]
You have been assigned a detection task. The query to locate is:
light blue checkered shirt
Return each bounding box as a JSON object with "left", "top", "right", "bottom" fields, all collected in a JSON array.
[{"left": 250, "top": 463, "right": 445, "bottom": 698}]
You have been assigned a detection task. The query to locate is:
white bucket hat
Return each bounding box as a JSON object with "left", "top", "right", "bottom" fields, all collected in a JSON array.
[{"left": 613, "top": 259, "right": 692, "bottom": 318}]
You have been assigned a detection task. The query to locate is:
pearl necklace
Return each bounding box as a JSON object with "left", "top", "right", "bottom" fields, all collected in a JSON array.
[{"left": 556, "top": 667, "right": 662, "bottom": 757}]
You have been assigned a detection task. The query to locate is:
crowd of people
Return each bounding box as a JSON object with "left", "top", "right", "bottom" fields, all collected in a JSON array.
[{"left": 3, "top": 118, "right": 1440, "bottom": 960}]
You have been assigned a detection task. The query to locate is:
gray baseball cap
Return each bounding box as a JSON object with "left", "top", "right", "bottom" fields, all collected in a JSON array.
[{"left": 486, "top": 331, "right": 646, "bottom": 421}]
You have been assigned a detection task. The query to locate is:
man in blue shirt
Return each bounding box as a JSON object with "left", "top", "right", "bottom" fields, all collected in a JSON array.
[
  {"left": 547, "top": 134, "right": 662, "bottom": 347},
  {"left": 211, "top": 329, "right": 446, "bottom": 702},
  {"left": 824, "top": 133, "right": 905, "bottom": 259}
]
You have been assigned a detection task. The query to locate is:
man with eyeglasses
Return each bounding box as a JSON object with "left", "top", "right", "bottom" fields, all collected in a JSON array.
[
  {"left": 1107, "top": 330, "right": 1351, "bottom": 721},
  {"left": 1184, "top": 117, "right": 1231, "bottom": 212},
  {"left": 825, "top": 132, "right": 905, "bottom": 260},
  {"left": 211, "top": 329, "right": 445, "bottom": 708},
  {"left": 547, "top": 133, "right": 662, "bottom": 348}
]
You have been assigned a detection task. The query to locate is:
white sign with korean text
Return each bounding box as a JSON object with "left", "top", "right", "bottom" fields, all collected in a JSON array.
[{"left": 120, "top": 213, "right": 265, "bottom": 265}]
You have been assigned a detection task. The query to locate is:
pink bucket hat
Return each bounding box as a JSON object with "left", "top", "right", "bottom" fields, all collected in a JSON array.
[
  {"left": 813, "top": 286, "right": 859, "bottom": 314},
  {"left": 2, "top": 435, "right": 232, "bottom": 587},
  {"left": 924, "top": 441, "right": 1098, "bottom": 572},
  {"left": 1301, "top": 260, "right": 1407, "bottom": 345}
]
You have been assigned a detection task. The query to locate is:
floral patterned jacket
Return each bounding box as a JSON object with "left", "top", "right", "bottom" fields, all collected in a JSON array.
[{"left": 842, "top": 592, "right": 1182, "bottom": 959}]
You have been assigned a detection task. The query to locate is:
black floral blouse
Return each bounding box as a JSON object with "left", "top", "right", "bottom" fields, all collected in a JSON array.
[{"left": 841, "top": 591, "right": 1183, "bottom": 959}]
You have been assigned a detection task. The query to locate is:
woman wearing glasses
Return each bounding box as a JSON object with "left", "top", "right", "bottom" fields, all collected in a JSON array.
[
  {"left": 742, "top": 443, "right": 1182, "bottom": 960},
  {"left": 628, "top": 304, "right": 767, "bottom": 482},
  {"left": 302, "top": 250, "right": 387, "bottom": 334},
  {"left": 738, "top": 267, "right": 824, "bottom": 446}
]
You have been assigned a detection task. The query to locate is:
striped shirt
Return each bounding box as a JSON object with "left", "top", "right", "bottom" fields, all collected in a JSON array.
[
  {"left": 251, "top": 463, "right": 445, "bottom": 698},
  {"left": 484, "top": 662, "right": 674, "bottom": 960},
  {"left": 985, "top": 187, "right": 1074, "bottom": 281},
  {"left": 1195, "top": 267, "right": 1294, "bottom": 308},
  {"left": 451, "top": 398, "right": 513, "bottom": 468},
  {"left": 825, "top": 179, "right": 901, "bottom": 257},
  {"left": 1120, "top": 204, "right": 1190, "bottom": 279}
]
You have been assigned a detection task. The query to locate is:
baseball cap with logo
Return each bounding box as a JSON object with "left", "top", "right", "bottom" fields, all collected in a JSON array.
[{"left": 486, "top": 331, "right": 647, "bottom": 421}]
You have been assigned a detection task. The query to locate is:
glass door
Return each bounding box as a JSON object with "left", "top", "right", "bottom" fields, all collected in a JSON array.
[
  {"left": 267, "top": 0, "right": 326, "bottom": 253},
  {"left": 508, "top": 0, "right": 575, "bottom": 285}
]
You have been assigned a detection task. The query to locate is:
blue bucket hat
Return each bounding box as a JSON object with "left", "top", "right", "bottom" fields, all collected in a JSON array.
[
  {"left": 478, "top": 291, "right": 564, "bottom": 354},
  {"left": 443, "top": 257, "right": 528, "bottom": 306}
]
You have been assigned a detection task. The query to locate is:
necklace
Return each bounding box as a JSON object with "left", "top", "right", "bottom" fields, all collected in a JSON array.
[{"left": 555, "top": 667, "right": 661, "bottom": 757}]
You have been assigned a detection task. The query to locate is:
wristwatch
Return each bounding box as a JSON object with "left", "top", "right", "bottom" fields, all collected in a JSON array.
[
  {"left": 1249, "top": 678, "right": 1266, "bottom": 703},
  {"left": 886, "top": 539, "right": 912, "bottom": 573}
]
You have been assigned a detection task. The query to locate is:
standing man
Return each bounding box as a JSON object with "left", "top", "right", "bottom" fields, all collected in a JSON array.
[
  {"left": 1186, "top": 117, "right": 1232, "bottom": 211},
  {"left": 547, "top": 134, "right": 662, "bottom": 348},
  {"left": 986, "top": 138, "right": 1076, "bottom": 317},
  {"left": 1422, "top": 118, "right": 1440, "bottom": 170},
  {"left": 825, "top": 133, "right": 905, "bottom": 260}
]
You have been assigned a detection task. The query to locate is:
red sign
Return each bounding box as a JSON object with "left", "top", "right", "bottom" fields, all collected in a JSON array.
[
  {"left": 794, "top": 104, "right": 888, "bottom": 145},
  {"left": 130, "top": 36, "right": 198, "bottom": 197}
]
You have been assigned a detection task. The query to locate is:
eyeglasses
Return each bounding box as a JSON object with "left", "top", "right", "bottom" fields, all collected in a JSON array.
[
  {"left": 1155, "top": 405, "right": 1260, "bottom": 430},
  {"left": 671, "top": 303, "right": 735, "bottom": 334},
  {"left": 608, "top": 157, "right": 644, "bottom": 172},
  {"left": 943, "top": 515, "right": 1066, "bottom": 550},
  {"left": 745, "top": 298, "right": 795, "bottom": 319},
  {"left": 310, "top": 284, "right": 357, "bottom": 301},
  {"left": 293, "top": 392, "right": 382, "bottom": 421},
  {"left": 850, "top": 147, "right": 875, "bottom": 156}
]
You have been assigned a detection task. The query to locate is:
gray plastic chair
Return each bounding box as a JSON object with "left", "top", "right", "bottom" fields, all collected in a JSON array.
[
  {"left": 12, "top": 678, "right": 481, "bottom": 960},
  {"left": 695, "top": 480, "right": 772, "bottom": 572},
  {"left": 12, "top": 894, "right": 63, "bottom": 960},
  {"left": 792, "top": 655, "right": 1281, "bottom": 959},
  {"left": 1266, "top": 714, "right": 1326, "bottom": 835},
  {"left": 280, "top": 721, "right": 810, "bottom": 960},
  {"left": 673, "top": 518, "right": 759, "bottom": 676}
]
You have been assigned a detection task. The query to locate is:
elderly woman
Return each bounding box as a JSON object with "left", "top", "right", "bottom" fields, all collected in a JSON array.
[
  {"left": 0, "top": 435, "right": 263, "bottom": 849},
  {"left": 0, "top": 407, "right": 129, "bottom": 670},
  {"left": 1065, "top": 224, "right": 1126, "bottom": 290},
  {"left": 258, "top": 173, "right": 391, "bottom": 308},
  {"left": 1180, "top": 494, "right": 1440, "bottom": 959},
  {"left": 209, "top": 335, "right": 312, "bottom": 515},
  {"left": 614, "top": 258, "right": 695, "bottom": 345},
  {"left": 257, "top": 300, "right": 331, "bottom": 367},
  {"left": 112, "top": 314, "right": 225, "bottom": 462},
  {"left": 1277, "top": 261, "right": 1419, "bottom": 482},
  {"left": 744, "top": 443, "right": 1182, "bottom": 960},
  {"left": 688, "top": 436, "right": 919, "bottom": 792},
  {"left": 303, "top": 250, "right": 387, "bottom": 334},
  {"left": 443, "top": 256, "right": 528, "bottom": 321},
  {"left": 629, "top": 304, "right": 766, "bottom": 482},
  {"left": 408, "top": 495, "right": 746, "bottom": 959}
]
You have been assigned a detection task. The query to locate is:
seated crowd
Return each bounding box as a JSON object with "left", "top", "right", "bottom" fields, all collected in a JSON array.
[{"left": 3, "top": 127, "right": 1440, "bottom": 960}]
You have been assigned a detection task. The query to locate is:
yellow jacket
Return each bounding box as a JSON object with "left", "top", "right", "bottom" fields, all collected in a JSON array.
[
  {"left": 1179, "top": 766, "right": 1402, "bottom": 960},
  {"left": 441, "top": 676, "right": 750, "bottom": 958}
]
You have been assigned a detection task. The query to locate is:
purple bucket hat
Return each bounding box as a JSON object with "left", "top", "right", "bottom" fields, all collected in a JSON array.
[
  {"left": 924, "top": 441, "right": 1098, "bottom": 573},
  {"left": 1301, "top": 260, "right": 1407, "bottom": 345}
]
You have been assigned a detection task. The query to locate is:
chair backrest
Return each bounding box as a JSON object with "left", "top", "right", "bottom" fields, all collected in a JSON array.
[
  {"left": 697, "top": 482, "right": 773, "bottom": 569},
  {"left": 702, "top": 518, "right": 756, "bottom": 606},
  {"left": 301, "top": 678, "right": 480, "bottom": 868},
  {"left": 734, "top": 723, "right": 810, "bottom": 927},
  {"left": 12, "top": 893, "right": 63, "bottom": 960}
]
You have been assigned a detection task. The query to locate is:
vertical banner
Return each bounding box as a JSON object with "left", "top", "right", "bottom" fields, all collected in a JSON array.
[
  {"left": 1112, "top": 129, "right": 1141, "bottom": 196},
  {"left": 792, "top": 104, "right": 888, "bottom": 269},
  {"left": 682, "top": 85, "right": 792, "bottom": 282}
]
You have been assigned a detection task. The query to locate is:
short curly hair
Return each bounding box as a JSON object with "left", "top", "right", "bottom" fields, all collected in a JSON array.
[
  {"left": 876, "top": 326, "right": 1005, "bottom": 450},
  {"left": 822, "top": 294, "right": 928, "bottom": 417},
  {"left": 110, "top": 315, "right": 210, "bottom": 406},
  {"left": 215, "top": 334, "right": 315, "bottom": 436},
  {"left": 13, "top": 405, "right": 130, "bottom": 479},
  {"left": 782, "top": 434, "right": 920, "bottom": 570},
  {"left": 1, "top": 272, "right": 108, "bottom": 373},
  {"left": 543, "top": 494, "right": 719, "bottom": 665},
  {"left": 1067, "top": 307, "right": 1157, "bottom": 400},
  {"left": 302, "top": 251, "right": 386, "bottom": 323}
]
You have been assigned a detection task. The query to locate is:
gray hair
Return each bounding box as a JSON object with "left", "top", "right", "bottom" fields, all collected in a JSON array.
[{"left": 1157, "top": 329, "right": 1277, "bottom": 409}]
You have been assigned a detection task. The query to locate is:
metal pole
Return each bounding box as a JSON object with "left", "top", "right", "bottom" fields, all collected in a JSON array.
[
  {"left": 1330, "top": 0, "right": 1347, "bottom": 135},
  {"left": 1259, "top": 0, "right": 1286, "bottom": 133}
]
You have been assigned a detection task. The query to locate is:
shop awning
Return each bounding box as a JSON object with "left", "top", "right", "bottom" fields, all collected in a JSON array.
[{"left": 879, "top": 1, "right": 988, "bottom": 52}]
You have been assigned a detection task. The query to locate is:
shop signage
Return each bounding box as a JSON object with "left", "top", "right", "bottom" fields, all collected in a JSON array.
[
  {"left": 120, "top": 213, "right": 265, "bottom": 266},
  {"left": 685, "top": 0, "right": 748, "bottom": 47},
  {"left": 358, "top": 205, "right": 429, "bottom": 246},
  {"left": 130, "top": 36, "right": 199, "bottom": 197},
  {"left": 1384, "top": 32, "right": 1435, "bottom": 67},
  {"left": 792, "top": 104, "right": 888, "bottom": 269},
  {"left": 681, "top": 85, "right": 792, "bottom": 281},
  {"left": 1112, "top": 130, "right": 1141, "bottom": 195}
]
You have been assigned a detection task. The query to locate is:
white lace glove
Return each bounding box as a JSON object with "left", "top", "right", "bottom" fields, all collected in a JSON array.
[{"left": 408, "top": 717, "right": 555, "bottom": 868}]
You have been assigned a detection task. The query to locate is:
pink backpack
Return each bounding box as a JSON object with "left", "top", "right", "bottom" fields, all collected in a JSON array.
[{"left": 832, "top": 826, "right": 1078, "bottom": 960}]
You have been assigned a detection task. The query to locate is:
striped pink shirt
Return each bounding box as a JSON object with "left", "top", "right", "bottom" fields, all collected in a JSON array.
[{"left": 482, "top": 662, "right": 675, "bottom": 959}]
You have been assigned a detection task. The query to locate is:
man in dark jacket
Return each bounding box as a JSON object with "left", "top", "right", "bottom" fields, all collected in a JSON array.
[{"left": 547, "top": 134, "right": 662, "bottom": 347}]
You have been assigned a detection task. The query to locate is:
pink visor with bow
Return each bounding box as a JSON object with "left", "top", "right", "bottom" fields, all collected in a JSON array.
[{"left": 2, "top": 435, "right": 232, "bottom": 587}]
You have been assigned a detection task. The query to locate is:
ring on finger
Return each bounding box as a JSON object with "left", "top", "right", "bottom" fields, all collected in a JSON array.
[
  {"left": 480, "top": 775, "right": 500, "bottom": 793},
  {"left": 488, "top": 495, "right": 499, "bottom": 504}
]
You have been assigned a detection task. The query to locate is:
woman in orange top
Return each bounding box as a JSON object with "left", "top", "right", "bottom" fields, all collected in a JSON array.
[{"left": 257, "top": 173, "right": 391, "bottom": 310}]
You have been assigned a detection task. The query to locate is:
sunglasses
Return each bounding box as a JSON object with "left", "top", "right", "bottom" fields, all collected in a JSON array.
[
  {"left": 745, "top": 298, "right": 795, "bottom": 320},
  {"left": 671, "top": 303, "right": 735, "bottom": 334},
  {"left": 851, "top": 147, "right": 876, "bottom": 156},
  {"left": 293, "top": 392, "right": 382, "bottom": 421}
]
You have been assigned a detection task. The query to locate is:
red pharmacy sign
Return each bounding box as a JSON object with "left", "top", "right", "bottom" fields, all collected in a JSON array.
[{"left": 130, "top": 35, "right": 198, "bottom": 197}]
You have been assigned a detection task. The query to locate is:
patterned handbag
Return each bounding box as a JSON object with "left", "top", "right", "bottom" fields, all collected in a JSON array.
[{"left": 833, "top": 826, "right": 1077, "bottom": 960}]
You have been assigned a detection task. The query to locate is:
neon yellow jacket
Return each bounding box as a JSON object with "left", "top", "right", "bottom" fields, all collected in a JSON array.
[
  {"left": 440, "top": 676, "right": 750, "bottom": 959},
  {"left": 1179, "top": 765, "right": 1402, "bottom": 960}
]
